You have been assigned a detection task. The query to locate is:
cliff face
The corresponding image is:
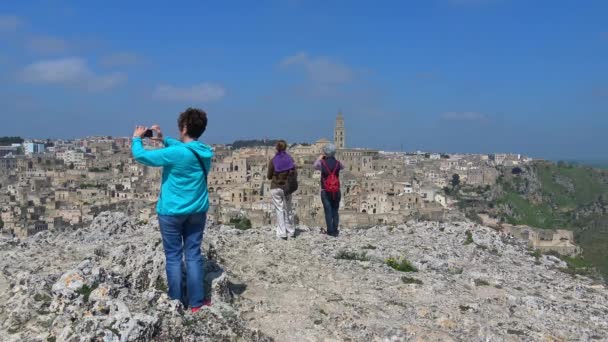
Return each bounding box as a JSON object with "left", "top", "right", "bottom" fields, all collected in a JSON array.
[{"left": 1, "top": 212, "right": 607, "bottom": 341}]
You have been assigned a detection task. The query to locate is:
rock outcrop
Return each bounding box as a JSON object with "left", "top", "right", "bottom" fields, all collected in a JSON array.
[
  {"left": 1, "top": 212, "right": 607, "bottom": 341},
  {"left": 0, "top": 212, "right": 270, "bottom": 341}
]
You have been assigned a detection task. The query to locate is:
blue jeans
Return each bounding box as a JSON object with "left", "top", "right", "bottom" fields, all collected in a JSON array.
[
  {"left": 158, "top": 213, "right": 206, "bottom": 308},
  {"left": 321, "top": 190, "right": 341, "bottom": 236}
]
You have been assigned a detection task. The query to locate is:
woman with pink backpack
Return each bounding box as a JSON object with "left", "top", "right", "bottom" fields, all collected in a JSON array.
[{"left": 313, "top": 144, "right": 344, "bottom": 237}]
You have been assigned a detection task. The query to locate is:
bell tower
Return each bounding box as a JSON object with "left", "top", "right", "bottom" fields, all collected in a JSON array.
[{"left": 334, "top": 111, "right": 345, "bottom": 149}]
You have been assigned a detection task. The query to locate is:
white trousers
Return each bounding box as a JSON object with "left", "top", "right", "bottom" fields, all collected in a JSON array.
[{"left": 270, "top": 188, "right": 294, "bottom": 238}]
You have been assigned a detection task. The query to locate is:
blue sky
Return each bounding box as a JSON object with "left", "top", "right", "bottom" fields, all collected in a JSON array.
[{"left": 0, "top": 0, "right": 607, "bottom": 159}]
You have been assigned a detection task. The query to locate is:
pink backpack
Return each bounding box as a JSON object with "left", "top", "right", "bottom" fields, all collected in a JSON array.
[{"left": 321, "top": 160, "right": 340, "bottom": 193}]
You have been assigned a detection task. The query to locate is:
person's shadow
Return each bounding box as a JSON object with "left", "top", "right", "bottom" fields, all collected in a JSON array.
[{"left": 201, "top": 244, "right": 248, "bottom": 301}]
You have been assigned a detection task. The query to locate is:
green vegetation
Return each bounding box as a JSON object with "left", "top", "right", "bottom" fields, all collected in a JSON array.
[
  {"left": 0, "top": 136, "right": 24, "bottom": 146},
  {"left": 483, "top": 161, "right": 608, "bottom": 280},
  {"left": 46, "top": 336, "right": 56, "bottom": 342},
  {"left": 230, "top": 216, "right": 252, "bottom": 230},
  {"left": 89, "top": 166, "right": 111, "bottom": 172},
  {"left": 108, "top": 327, "right": 121, "bottom": 337},
  {"left": 496, "top": 191, "right": 556, "bottom": 228},
  {"left": 34, "top": 293, "right": 52, "bottom": 303},
  {"left": 464, "top": 230, "right": 474, "bottom": 245},
  {"left": 80, "top": 183, "right": 105, "bottom": 189},
  {"left": 528, "top": 249, "right": 542, "bottom": 260},
  {"left": 155, "top": 277, "right": 168, "bottom": 292},
  {"left": 474, "top": 279, "right": 490, "bottom": 286},
  {"left": 335, "top": 250, "right": 370, "bottom": 261},
  {"left": 94, "top": 248, "right": 107, "bottom": 258},
  {"left": 386, "top": 257, "right": 418, "bottom": 272},
  {"left": 401, "top": 276, "right": 423, "bottom": 285},
  {"left": 230, "top": 139, "right": 281, "bottom": 149},
  {"left": 0, "top": 217, "right": 3, "bottom": 229},
  {"left": 76, "top": 282, "right": 99, "bottom": 302},
  {"left": 558, "top": 255, "right": 596, "bottom": 277},
  {"left": 451, "top": 173, "right": 460, "bottom": 189}
]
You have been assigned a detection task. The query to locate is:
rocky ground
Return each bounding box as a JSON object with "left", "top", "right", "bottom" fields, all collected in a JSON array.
[{"left": 1, "top": 212, "right": 607, "bottom": 341}]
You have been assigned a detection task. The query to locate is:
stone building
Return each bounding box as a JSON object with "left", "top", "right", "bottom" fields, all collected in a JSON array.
[{"left": 334, "top": 111, "right": 345, "bottom": 149}]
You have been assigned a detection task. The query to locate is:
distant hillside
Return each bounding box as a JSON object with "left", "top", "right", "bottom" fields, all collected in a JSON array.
[
  {"left": 457, "top": 161, "right": 608, "bottom": 279},
  {"left": 230, "top": 139, "right": 280, "bottom": 149},
  {"left": 0, "top": 136, "right": 23, "bottom": 146},
  {"left": 229, "top": 139, "right": 311, "bottom": 149}
]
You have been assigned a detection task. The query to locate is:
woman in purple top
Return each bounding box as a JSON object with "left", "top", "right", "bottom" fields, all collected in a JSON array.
[{"left": 267, "top": 140, "right": 297, "bottom": 239}]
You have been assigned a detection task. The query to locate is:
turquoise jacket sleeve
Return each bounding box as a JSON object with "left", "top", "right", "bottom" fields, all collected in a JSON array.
[
  {"left": 163, "top": 136, "right": 182, "bottom": 147},
  {"left": 132, "top": 137, "right": 185, "bottom": 167}
]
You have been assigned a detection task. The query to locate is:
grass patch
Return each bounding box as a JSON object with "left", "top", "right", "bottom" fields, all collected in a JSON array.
[
  {"left": 386, "top": 257, "right": 418, "bottom": 273},
  {"left": 498, "top": 192, "right": 556, "bottom": 228},
  {"left": 451, "top": 268, "right": 464, "bottom": 275},
  {"left": 361, "top": 244, "right": 377, "bottom": 250},
  {"left": 559, "top": 255, "right": 596, "bottom": 277},
  {"left": 76, "top": 282, "right": 99, "bottom": 302},
  {"left": 335, "top": 250, "right": 370, "bottom": 261},
  {"left": 46, "top": 336, "right": 56, "bottom": 342},
  {"left": 183, "top": 318, "right": 195, "bottom": 327},
  {"left": 464, "top": 230, "right": 474, "bottom": 245},
  {"left": 34, "top": 293, "right": 52, "bottom": 303},
  {"left": 94, "top": 248, "right": 107, "bottom": 258},
  {"left": 230, "top": 216, "right": 252, "bottom": 230},
  {"left": 108, "top": 327, "right": 121, "bottom": 337},
  {"left": 528, "top": 249, "right": 542, "bottom": 260},
  {"left": 401, "top": 276, "right": 423, "bottom": 285},
  {"left": 474, "top": 279, "right": 490, "bottom": 286},
  {"left": 154, "top": 277, "right": 168, "bottom": 292}
]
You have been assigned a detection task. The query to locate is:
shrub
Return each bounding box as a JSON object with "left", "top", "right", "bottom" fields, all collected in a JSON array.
[
  {"left": 336, "top": 250, "right": 370, "bottom": 261},
  {"left": 155, "top": 277, "right": 168, "bottom": 292},
  {"left": 401, "top": 276, "right": 423, "bottom": 285},
  {"left": 94, "top": 248, "right": 107, "bottom": 258},
  {"left": 230, "top": 216, "right": 252, "bottom": 230},
  {"left": 474, "top": 279, "right": 490, "bottom": 286},
  {"left": 386, "top": 257, "right": 418, "bottom": 272},
  {"left": 76, "top": 282, "right": 99, "bottom": 302},
  {"left": 464, "top": 230, "right": 474, "bottom": 245},
  {"left": 559, "top": 255, "right": 596, "bottom": 277},
  {"left": 34, "top": 293, "right": 52, "bottom": 303},
  {"left": 528, "top": 249, "right": 542, "bottom": 260}
]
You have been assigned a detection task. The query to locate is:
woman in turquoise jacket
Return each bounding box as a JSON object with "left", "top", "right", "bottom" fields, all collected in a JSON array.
[{"left": 132, "top": 108, "right": 213, "bottom": 313}]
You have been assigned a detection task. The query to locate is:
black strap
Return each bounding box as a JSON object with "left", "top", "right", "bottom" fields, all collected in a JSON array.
[{"left": 185, "top": 146, "right": 208, "bottom": 182}]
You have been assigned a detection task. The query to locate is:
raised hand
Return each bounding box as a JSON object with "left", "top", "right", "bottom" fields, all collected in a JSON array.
[
  {"left": 133, "top": 125, "right": 148, "bottom": 138},
  {"left": 150, "top": 124, "right": 164, "bottom": 141}
]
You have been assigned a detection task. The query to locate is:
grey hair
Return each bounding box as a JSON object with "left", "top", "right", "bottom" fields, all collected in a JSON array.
[{"left": 323, "top": 144, "right": 337, "bottom": 157}]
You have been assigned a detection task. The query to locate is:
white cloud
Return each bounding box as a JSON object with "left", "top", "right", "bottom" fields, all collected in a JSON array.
[
  {"left": 441, "top": 112, "right": 488, "bottom": 121},
  {"left": 20, "top": 57, "right": 126, "bottom": 91},
  {"left": 154, "top": 83, "right": 226, "bottom": 103},
  {"left": 27, "top": 36, "right": 69, "bottom": 54},
  {"left": 100, "top": 52, "right": 140, "bottom": 68},
  {"left": 22, "top": 58, "right": 89, "bottom": 83},
  {"left": 280, "top": 52, "right": 354, "bottom": 84},
  {"left": 0, "top": 15, "right": 22, "bottom": 32},
  {"left": 87, "top": 72, "right": 127, "bottom": 91}
]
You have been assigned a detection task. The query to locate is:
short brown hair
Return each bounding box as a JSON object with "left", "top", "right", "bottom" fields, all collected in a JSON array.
[
  {"left": 178, "top": 108, "right": 208, "bottom": 139},
  {"left": 276, "top": 140, "right": 287, "bottom": 152}
]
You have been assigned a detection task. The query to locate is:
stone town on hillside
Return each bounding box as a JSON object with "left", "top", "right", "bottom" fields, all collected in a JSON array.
[{"left": 0, "top": 112, "right": 574, "bottom": 253}]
